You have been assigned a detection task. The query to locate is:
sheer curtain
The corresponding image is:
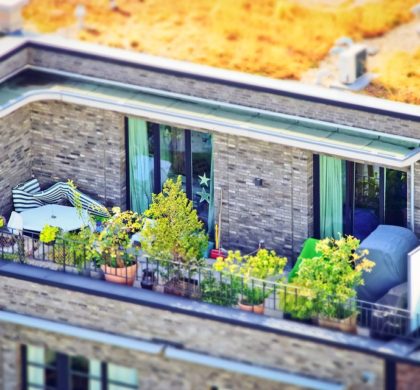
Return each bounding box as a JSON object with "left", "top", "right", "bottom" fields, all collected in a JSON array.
[
  {"left": 320, "top": 156, "right": 344, "bottom": 239},
  {"left": 128, "top": 118, "right": 152, "bottom": 213}
]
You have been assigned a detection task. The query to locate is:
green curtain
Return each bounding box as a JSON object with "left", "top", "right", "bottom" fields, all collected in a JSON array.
[
  {"left": 128, "top": 118, "right": 152, "bottom": 213},
  {"left": 207, "top": 136, "right": 215, "bottom": 237},
  {"left": 320, "top": 156, "right": 344, "bottom": 239}
]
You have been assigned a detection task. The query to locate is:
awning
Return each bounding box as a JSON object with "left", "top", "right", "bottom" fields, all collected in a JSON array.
[{"left": 1, "top": 69, "right": 419, "bottom": 168}]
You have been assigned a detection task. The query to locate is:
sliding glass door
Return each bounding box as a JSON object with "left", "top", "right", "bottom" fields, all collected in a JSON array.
[
  {"left": 353, "top": 163, "right": 381, "bottom": 240},
  {"left": 316, "top": 156, "right": 407, "bottom": 240},
  {"left": 127, "top": 118, "right": 214, "bottom": 232}
]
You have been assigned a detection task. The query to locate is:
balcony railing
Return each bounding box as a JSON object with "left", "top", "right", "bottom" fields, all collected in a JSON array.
[{"left": 1, "top": 228, "right": 419, "bottom": 341}]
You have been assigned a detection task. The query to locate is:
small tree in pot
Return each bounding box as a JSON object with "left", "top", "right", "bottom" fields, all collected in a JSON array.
[
  {"left": 213, "top": 249, "right": 287, "bottom": 314},
  {"left": 141, "top": 176, "right": 208, "bottom": 297},
  {"left": 97, "top": 207, "right": 142, "bottom": 285},
  {"left": 284, "top": 236, "right": 375, "bottom": 332}
]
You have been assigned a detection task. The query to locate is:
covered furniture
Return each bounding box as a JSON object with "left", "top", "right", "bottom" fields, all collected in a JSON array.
[
  {"left": 288, "top": 238, "right": 320, "bottom": 282},
  {"left": 20, "top": 204, "right": 90, "bottom": 233},
  {"left": 357, "top": 225, "right": 419, "bottom": 302},
  {"left": 13, "top": 179, "right": 109, "bottom": 217}
]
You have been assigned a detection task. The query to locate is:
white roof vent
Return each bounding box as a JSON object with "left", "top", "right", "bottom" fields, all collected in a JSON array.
[
  {"left": 338, "top": 44, "right": 367, "bottom": 85},
  {"left": 0, "top": 0, "right": 28, "bottom": 34}
]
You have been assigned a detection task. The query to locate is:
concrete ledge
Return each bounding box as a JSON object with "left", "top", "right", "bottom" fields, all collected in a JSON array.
[{"left": 0, "top": 260, "right": 418, "bottom": 365}]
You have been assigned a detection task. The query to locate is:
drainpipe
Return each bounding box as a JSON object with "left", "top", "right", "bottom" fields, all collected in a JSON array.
[{"left": 411, "top": 163, "right": 415, "bottom": 232}]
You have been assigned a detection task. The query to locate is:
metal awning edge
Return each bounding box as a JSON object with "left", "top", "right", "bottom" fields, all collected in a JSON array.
[{"left": 0, "top": 89, "right": 419, "bottom": 169}]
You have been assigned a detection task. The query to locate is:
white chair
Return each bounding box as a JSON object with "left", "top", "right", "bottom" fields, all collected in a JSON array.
[{"left": 7, "top": 211, "right": 23, "bottom": 234}]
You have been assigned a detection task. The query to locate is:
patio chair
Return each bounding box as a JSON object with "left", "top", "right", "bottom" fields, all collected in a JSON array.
[
  {"left": 12, "top": 178, "right": 109, "bottom": 217},
  {"left": 12, "top": 178, "right": 44, "bottom": 212}
]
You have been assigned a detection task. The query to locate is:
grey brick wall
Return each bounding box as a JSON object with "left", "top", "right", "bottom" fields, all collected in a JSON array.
[
  {"left": 0, "top": 48, "right": 28, "bottom": 80},
  {"left": 30, "top": 101, "right": 126, "bottom": 209},
  {"left": 27, "top": 47, "right": 420, "bottom": 139},
  {"left": 0, "top": 106, "right": 32, "bottom": 215},
  {"left": 213, "top": 133, "right": 313, "bottom": 258},
  {"left": 0, "top": 323, "right": 302, "bottom": 390},
  {"left": 0, "top": 275, "right": 385, "bottom": 389}
]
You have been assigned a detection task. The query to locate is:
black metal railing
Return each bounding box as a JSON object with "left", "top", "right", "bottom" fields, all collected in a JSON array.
[{"left": 1, "top": 228, "right": 419, "bottom": 341}]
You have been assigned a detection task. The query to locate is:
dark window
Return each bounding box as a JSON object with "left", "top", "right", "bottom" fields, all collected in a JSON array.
[
  {"left": 23, "top": 345, "right": 138, "bottom": 390},
  {"left": 315, "top": 156, "right": 408, "bottom": 240},
  {"left": 127, "top": 118, "right": 214, "bottom": 234}
]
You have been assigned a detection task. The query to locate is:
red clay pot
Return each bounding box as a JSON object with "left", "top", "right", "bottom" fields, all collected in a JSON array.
[{"left": 238, "top": 300, "right": 265, "bottom": 315}]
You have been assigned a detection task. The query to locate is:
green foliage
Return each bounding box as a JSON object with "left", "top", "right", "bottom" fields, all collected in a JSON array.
[
  {"left": 40, "top": 225, "right": 61, "bottom": 244},
  {"left": 281, "top": 236, "right": 375, "bottom": 320},
  {"left": 97, "top": 207, "right": 142, "bottom": 268},
  {"left": 213, "top": 249, "right": 287, "bottom": 306},
  {"left": 200, "top": 274, "right": 240, "bottom": 307},
  {"left": 53, "top": 228, "right": 101, "bottom": 270},
  {"left": 142, "top": 177, "right": 208, "bottom": 266}
]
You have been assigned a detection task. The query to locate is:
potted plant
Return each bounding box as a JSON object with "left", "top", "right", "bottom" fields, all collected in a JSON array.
[
  {"left": 213, "top": 249, "right": 287, "bottom": 314},
  {"left": 40, "top": 224, "right": 61, "bottom": 245},
  {"left": 141, "top": 176, "right": 208, "bottom": 298},
  {"left": 286, "top": 236, "right": 375, "bottom": 333},
  {"left": 97, "top": 207, "right": 142, "bottom": 286},
  {"left": 200, "top": 273, "right": 240, "bottom": 307}
]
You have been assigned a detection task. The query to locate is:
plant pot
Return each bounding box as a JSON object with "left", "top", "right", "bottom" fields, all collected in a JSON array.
[
  {"left": 100, "top": 263, "right": 137, "bottom": 286},
  {"left": 238, "top": 300, "right": 265, "bottom": 315},
  {"left": 318, "top": 313, "right": 358, "bottom": 334},
  {"left": 210, "top": 248, "right": 227, "bottom": 259},
  {"left": 164, "top": 277, "right": 201, "bottom": 299},
  {"left": 140, "top": 269, "right": 156, "bottom": 290}
]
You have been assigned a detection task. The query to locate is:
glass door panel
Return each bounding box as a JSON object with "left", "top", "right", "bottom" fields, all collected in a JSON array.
[
  {"left": 159, "top": 125, "right": 186, "bottom": 190},
  {"left": 385, "top": 168, "right": 407, "bottom": 227},
  {"left": 192, "top": 131, "right": 213, "bottom": 232},
  {"left": 353, "top": 163, "right": 381, "bottom": 240}
]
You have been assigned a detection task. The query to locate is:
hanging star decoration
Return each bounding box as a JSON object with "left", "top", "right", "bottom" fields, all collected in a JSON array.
[
  {"left": 198, "top": 187, "right": 210, "bottom": 204},
  {"left": 199, "top": 172, "right": 210, "bottom": 187}
]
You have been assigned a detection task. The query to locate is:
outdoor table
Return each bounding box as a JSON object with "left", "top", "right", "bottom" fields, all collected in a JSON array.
[{"left": 20, "top": 204, "right": 90, "bottom": 233}]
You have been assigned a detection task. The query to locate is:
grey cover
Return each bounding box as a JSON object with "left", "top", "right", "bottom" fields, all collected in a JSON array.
[{"left": 357, "top": 225, "right": 418, "bottom": 303}]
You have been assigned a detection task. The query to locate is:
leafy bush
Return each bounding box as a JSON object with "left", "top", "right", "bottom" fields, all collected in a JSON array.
[
  {"left": 201, "top": 274, "right": 240, "bottom": 307},
  {"left": 281, "top": 236, "right": 375, "bottom": 320},
  {"left": 142, "top": 177, "right": 208, "bottom": 267},
  {"left": 97, "top": 208, "right": 142, "bottom": 268}
]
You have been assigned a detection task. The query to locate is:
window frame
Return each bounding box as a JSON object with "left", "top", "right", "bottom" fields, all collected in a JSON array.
[
  {"left": 313, "top": 155, "right": 407, "bottom": 240},
  {"left": 21, "top": 345, "right": 138, "bottom": 390}
]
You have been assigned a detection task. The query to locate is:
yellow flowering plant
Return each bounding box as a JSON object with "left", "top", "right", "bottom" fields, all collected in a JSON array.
[
  {"left": 97, "top": 208, "right": 142, "bottom": 268},
  {"left": 214, "top": 249, "right": 287, "bottom": 305}
]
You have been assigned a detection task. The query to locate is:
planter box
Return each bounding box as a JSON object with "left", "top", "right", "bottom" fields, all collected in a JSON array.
[
  {"left": 164, "top": 277, "right": 201, "bottom": 299},
  {"left": 100, "top": 263, "right": 137, "bottom": 286},
  {"left": 318, "top": 313, "right": 358, "bottom": 334},
  {"left": 238, "top": 300, "right": 264, "bottom": 315}
]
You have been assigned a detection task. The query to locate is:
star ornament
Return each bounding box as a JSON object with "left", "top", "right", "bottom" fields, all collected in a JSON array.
[
  {"left": 198, "top": 188, "right": 210, "bottom": 204},
  {"left": 199, "top": 172, "right": 211, "bottom": 187}
]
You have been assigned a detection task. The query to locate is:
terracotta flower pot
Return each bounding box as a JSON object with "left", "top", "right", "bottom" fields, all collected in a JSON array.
[
  {"left": 318, "top": 312, "right": 358, "bottom": 334},
  {"left": 238, "top": 300, "right": 265, "bottom": 315},
  {"left": 101, "top": 263, "right": 137, "bottom": 286}
]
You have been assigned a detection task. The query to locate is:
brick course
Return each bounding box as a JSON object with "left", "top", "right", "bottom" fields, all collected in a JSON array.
[
  {"left": 0, "top": 106, "right": 32, "bottom": 215},
  {"left": 213, "top": 133, "right": 313, "bottom": 258},
  {"left": 0, "top": 275, "right": 385, "bottom": 389},
  {"left": 27, "top": 47, "right": 420, "bottom": 139}
]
